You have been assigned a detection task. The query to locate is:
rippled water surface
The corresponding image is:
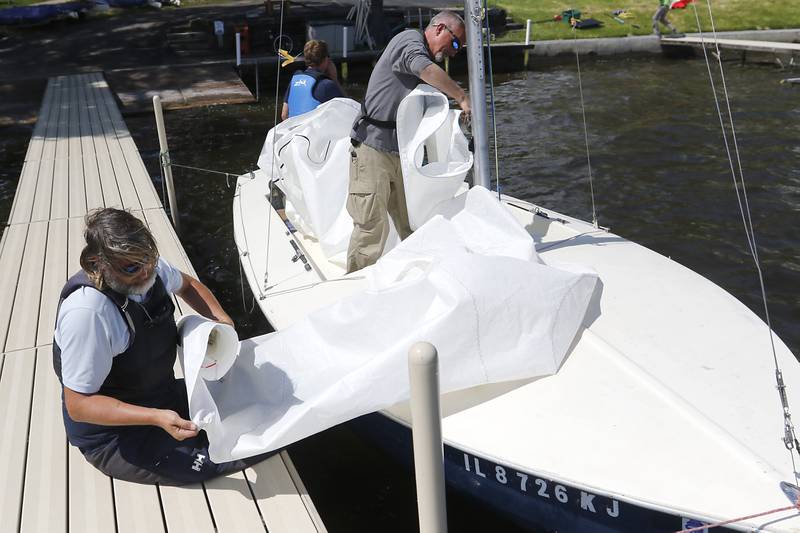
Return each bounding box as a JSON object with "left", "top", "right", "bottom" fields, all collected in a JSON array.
[{"left": 2, "top": 54, "right": 799, "bottom": 532}]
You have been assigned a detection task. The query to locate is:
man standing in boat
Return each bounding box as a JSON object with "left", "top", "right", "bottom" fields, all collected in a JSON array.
[
  {"left": 281, "top": 39, "right": 345, "bottom": 120},
  {"left": 53, "top": 208, "right": 268, "bottom": 485},
  {"left": 346, "top": 10, "right": 470, "bottom": 272}
]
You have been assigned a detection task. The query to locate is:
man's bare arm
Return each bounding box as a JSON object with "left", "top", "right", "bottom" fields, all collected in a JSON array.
[
  {"left": 64, "top": 386, "right": 199, "bottom": 441},
  {"left": 419, "top": 63, "right": 471, "bottom": 117},
  {"left": 175, "top": 272, "right": 234, "bottom": 327}
]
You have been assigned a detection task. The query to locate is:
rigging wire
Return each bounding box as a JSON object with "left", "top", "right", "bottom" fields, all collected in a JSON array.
[
  {"left": 264, "top": 0, "right": 288, "bottom": 290},
  {"left": 482, "top": 0, "right": 501, "bottom": 199},
  {"left": 571, "top": 23, "right": 598, "bottom": 228},
  {"left": 690, "top": 0, "right": 800, "bottom": 483}
]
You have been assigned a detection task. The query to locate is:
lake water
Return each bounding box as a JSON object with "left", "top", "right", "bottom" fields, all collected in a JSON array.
[{"left": 2, "top": 53, "right": 798, "bottom": 532}]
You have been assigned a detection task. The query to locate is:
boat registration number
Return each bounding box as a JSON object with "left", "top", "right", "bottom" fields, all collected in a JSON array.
[{"left": 458, "top": 452, "right": 621, "bottom": 519}]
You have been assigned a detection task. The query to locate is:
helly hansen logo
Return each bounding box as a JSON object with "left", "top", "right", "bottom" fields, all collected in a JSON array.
[{"left": 191, "top": 453, "right": 206, "bottom": 472}]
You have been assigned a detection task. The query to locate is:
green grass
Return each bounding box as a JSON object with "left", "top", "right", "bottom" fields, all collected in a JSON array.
[{"left": 493, "top": 0, "right": 800, "bottom": 41}]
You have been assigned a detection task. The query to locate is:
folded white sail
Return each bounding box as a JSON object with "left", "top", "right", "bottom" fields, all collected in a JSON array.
[{"left": 182, "top": 187, "right": 598, "bottom": 462}]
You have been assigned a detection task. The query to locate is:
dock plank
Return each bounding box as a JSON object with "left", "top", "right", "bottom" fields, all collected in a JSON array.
[
  {"left": 205, "top": 471, "right": 268, "bottom": 532},
  {"left": 31, "top": 158, "right": 54, "bottom": 223},
  {"left": 160, "top": 485, "right": 216, "bottom": 533},
  {"left": 249, "top": 454, "right": 323, "bottom": 533},
  {"left": 69, "top": 148, "right": 87, "bottom": 218},
  {"left": 20, "top": 347, "right": 68, "bottom": 533},
  {"left": 0, "top": 349, "right": 37, "bottom": 531},
  {"left": 36, "top": 219, "right": 68, "bottom": 347},
  {"left": 8, "top": 160, "right": 41, "bottom": 225},
  {"left": 5, "top": 220, "right": 47, "bottom": 352},
  {"left": 51, "top": 155, "right": 69, "bottom": 220},
  {"left": 23, "top": 79, "right": 54, "bottom": 164},
  {"left": 0, "top": 224, "right": 28, "bottom": 350},
  {"left": 114, "top": 479, "right": 166, "bottom": 533},
  {"left": 68, "top": 445, "right": 117, "bottom": 533}
]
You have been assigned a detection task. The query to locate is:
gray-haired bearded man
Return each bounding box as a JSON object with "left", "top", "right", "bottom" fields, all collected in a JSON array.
[{"left": 53, "top": 208, "right": 267, "bottom": 485}]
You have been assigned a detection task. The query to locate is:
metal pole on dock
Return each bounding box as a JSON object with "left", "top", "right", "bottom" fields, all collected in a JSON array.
[
  {"left": 408, "top": 342, "right": 448, "bottom": 533},
  {"left": 152, "top": 96, "right": 181, "bottom": 234},
  {"left": 524, "top": 19, "right": 532, "bottom": 69},
  {"left": 342, "top": 26, "right": 349, "bottom": 82},
  {"left": 235, "top": 32, "right": 242, "bottom": 66},
  {"left": 464, "top": 0, "right": 491, "bottom": 190}
]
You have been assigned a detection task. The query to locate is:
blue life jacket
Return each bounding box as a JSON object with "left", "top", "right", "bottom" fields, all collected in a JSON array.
[{"left": 287, "top": 69, "right": 326, "bottom": 118}]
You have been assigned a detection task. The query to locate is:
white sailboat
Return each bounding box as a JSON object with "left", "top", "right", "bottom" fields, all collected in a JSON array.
[{"left": 229, "top": 2, "right": 800, "bottom": 531}]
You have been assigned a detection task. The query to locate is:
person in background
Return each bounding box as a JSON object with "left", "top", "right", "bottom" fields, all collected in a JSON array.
[
  {"left": 346, "top": 10, "right": 470, "bottom": 273},
  {"left": 53, "top": 208, "right": 268, "bottom": 485},
  {"left": 653, "top": 0, "right": 680, "bottom": 37},
  {"left": 281, "top": 39, "right": 345, "bottom": 120}
]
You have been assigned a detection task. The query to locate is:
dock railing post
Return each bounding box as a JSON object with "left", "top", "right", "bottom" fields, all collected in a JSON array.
[
  {"left": 152, "top": 95, "right": 181, "bottom": 234},
  {"left": 524, "top": 19, "right": 532, "bottom": 69},
  {"left": 408, "top": 342, "right": 448, "bottom": 533},
  {"left": 342, "top": 26, "right": 349, "bottom": 82},
  {"left": 235, "top": 32, "right": 242, "bottom": 66}
]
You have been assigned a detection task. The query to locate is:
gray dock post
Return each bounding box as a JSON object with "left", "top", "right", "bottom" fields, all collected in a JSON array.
[
  {"left": 152, "top": 95, "right": 181, "bottom": 234},
  {"left": 524, "top": 19, "right": 532, "bottom": 69},
  {"left": 408, "top": 342, "right": 448, "bottom": 533},
  {"left": 235, "top": 32, "right": 242, "bottom": 66},
  {"left": 342, "top": 26, "right": 349, "bottom": 82}
]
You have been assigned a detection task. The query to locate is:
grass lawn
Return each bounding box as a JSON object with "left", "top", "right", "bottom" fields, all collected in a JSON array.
[{"left": 493, "top": 0, "right": 800, "bottom": 41}]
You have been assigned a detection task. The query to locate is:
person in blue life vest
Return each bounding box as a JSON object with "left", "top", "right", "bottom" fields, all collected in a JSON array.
[
  {"left": 53, "top": 208, "right": 270, "bottom": 485},
  {"left": 281, "top": 39, "right": 345, "bottom": 120}
]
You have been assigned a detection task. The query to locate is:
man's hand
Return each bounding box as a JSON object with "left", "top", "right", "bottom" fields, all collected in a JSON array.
[
  {"left": 458, "top": 94, "right": 472, "bottom": 123},
  {"left": 157, "top": 409, "right": 199, "bottom": 441}
]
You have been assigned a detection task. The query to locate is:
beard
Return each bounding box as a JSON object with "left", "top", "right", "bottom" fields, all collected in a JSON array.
[
  {"left": 434, "top": 51, "right": 446, "bottom": 63},
  {"left": 105, "top": 271, "right": 157, "bottom": 296}
]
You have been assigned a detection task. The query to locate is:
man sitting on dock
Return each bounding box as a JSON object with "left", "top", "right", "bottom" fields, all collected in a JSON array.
[
  {"left": 53, "top": 208, "right": 267, "bottom": 485},
  {"left": 346, "top": 10, "right": 471, "bottom": 273},
  {"left": 281, "top": 39, "right": 345, "bottom": 120}
]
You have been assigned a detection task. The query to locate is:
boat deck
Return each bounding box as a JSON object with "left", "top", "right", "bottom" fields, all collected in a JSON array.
[{"left": 0, "top": 72, "right": 325, "bottom": 533}]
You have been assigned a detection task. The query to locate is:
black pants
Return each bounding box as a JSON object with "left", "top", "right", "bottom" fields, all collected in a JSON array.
[{"left": 82, "top": 380, "right": 275, "bottom": 486}]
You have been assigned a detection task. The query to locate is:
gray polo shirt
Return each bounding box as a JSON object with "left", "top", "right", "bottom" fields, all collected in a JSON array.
[{"left": 351, "top": 29, "right": 434, "bottom": 154}]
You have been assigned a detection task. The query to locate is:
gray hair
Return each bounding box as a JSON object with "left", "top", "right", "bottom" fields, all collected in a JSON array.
[
  {"left": 80, "top": 208, "right": 159, "bottom": 289},
  {"left": 427, "top": 10, "right": 465, "bottom": 31}
]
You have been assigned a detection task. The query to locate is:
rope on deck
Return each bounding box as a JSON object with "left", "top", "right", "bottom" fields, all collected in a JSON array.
[{"left": 674, "top": 502, "right": 800, "bottom": 532}]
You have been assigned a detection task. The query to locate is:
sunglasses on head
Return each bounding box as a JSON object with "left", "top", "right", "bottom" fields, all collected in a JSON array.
[{"left": 443, "top": 25, "right": 461, "bottom": 51}]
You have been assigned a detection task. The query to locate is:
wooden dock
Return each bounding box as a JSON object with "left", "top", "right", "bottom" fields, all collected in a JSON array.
[
  {"left": 0, "top": 72, "right": 326, "bottom": 533},
  {"left": 106, "top": 64, "right": 256, "bottom": 114},
  {"left": 661, "top": 35, "right": 800, "bottom": 58}
]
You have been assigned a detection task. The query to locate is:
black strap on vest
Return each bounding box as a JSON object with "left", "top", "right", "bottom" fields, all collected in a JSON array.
[{"left": 355, "top": 101, "right": 397, "bottom": 130}]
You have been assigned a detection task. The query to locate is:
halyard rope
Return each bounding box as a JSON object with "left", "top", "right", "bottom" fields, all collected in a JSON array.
[
  {"left": 482, "top": 0, "right": 501, "bottom": 198},
  {"left": 264, "top": 0, "right": 288, "bottom": 291},
  {"left": 571, "top": 22, "right": 598, "bottom": 228},
  {"left": 673, "top": 502, "right": 800, "bottom": 532},
  {"left": 690, "top": 0, "right": 800, "bottom": 484}
]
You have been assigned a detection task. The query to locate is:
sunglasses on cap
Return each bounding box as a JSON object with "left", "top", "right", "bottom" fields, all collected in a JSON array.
[{"left": 443, "top": 25, "right": 461, "bottom": 51}]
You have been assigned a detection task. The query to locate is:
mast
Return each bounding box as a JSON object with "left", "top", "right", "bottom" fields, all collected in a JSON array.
[{"left": 464, "top": 0, "right": 491, "bottom": 190}]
